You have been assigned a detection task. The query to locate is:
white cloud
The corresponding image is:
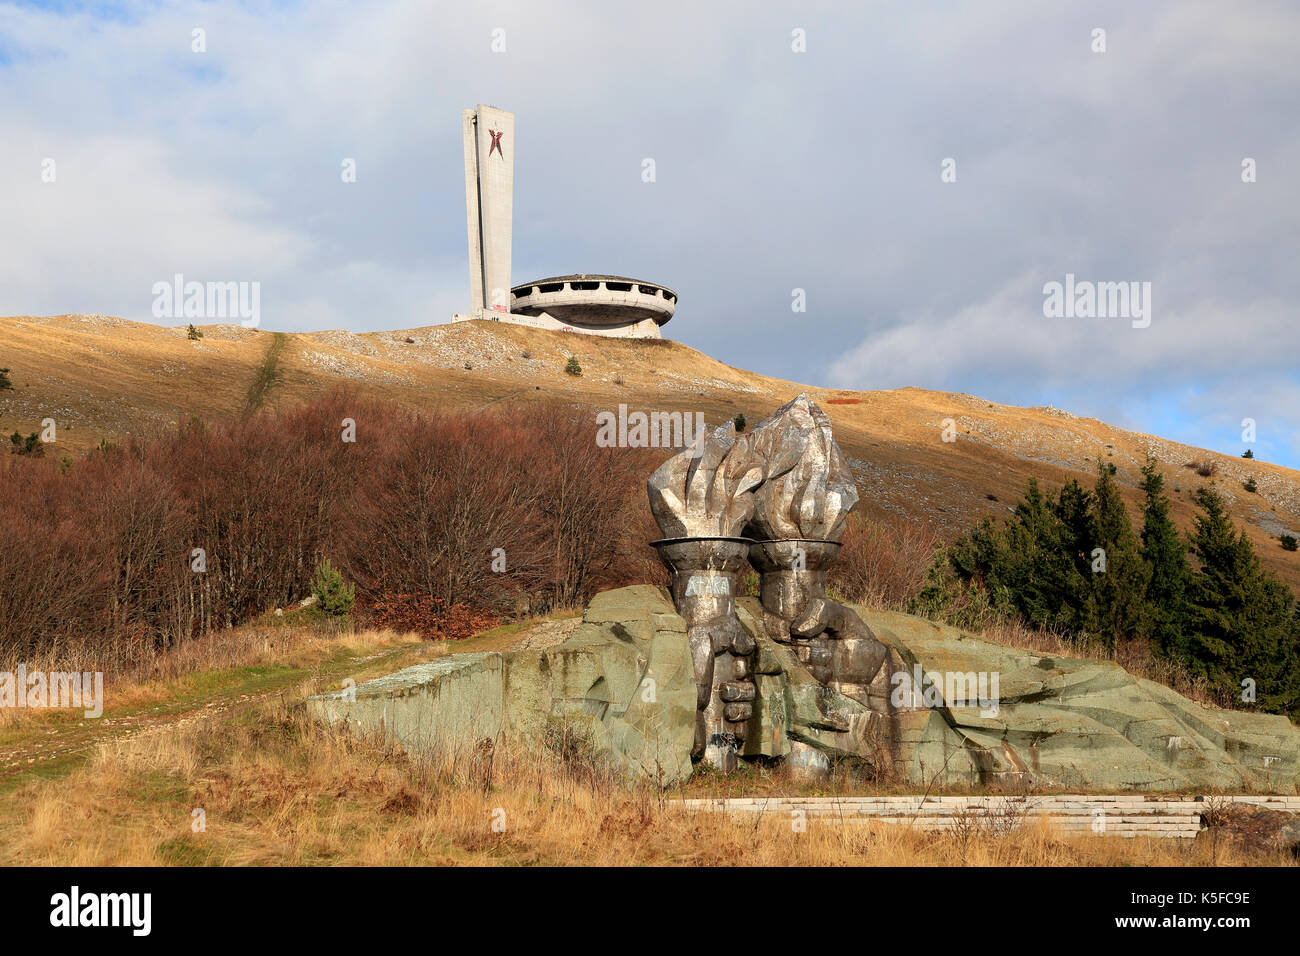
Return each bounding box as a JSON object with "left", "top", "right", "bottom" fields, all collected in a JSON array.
[{"left": 0, "top": 0, "right": 1297, "bottom": 466}]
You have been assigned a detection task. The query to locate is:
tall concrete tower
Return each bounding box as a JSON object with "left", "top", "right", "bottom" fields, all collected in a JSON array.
[
  {"left": 461, "top": 104, "right": 515, "bottom": 314},
  {"left": 449, "top": 104, "right": 674, "bottom": 338}
]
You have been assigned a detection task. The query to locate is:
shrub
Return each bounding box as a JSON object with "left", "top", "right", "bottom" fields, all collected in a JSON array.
[
  {"left": 0, "top": 393, "right": 367, "bottom": 669},
  {"left": 0, "top": 393, "right": 667, "bottom": 671},
  {"left": 1243, "top": 478, "right": 1258, "bottom": 493},
  {"left": 565, "top": 355, "right": 582, "bottom": 376},
  {"left": 338, "top": 403, "right": 657, "bottom": 615},
  {"left": 0, "top": 367, "right": 12, "bottom": 390},
  {"left": 831, "top": 514, "right": 942, "bottom": 610},
  {"left": 1282, "top": 535, "right": 1298, "bottom": 552},
  {"left": 368, "top": 592, "right": 498, "bottom": 641},
  {"left": 311, "top": 559, "right": 355, "bottom": 618},
  {"left": 186, "top": 324, "right": 203, "bottom": 341},
  {"left": 733, "top": 413, "right": 747, "bottom": 433},
  {"left": 1196, "top": 461, "right": 1217, "bottom": 478},
  {"left": 1242, "top": 449, "right": 1254, "bottom": 459},
  {"left": 9, "top": 432, "right": 42, "bottom": 456}
]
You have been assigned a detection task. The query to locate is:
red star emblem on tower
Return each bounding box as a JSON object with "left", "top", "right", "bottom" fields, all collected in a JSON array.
[{"left": 488, "top": 129, "right": 504, "bottom": 159}]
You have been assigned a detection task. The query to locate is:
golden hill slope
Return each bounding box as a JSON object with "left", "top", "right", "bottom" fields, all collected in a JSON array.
[{"left": 3, "top": 313, "right": 1299, "bottom": 590}]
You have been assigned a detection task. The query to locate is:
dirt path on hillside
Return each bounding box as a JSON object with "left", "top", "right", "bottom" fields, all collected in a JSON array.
[
  {"left": 2, "top": 694, "right": 263, "bottom": 779},
  {"left": 0, "top": 642, "right": 419, "bottom": 788},
  {"left": 0, "top": 620, "right": 582, "bottom": 788},
  {"left": 243, "top": 330, "right": 286, "bottom": 411}
]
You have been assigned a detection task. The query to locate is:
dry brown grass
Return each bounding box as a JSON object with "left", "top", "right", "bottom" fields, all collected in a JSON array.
[
  {"left": 1, "top": 692, "right": 1290, "bottom": 867},
  {"left": 0, "top": 622, "right": 420, "bottom": 731}
]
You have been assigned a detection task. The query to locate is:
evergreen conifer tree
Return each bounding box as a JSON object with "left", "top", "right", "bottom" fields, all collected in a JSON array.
[
  {"left": 1186, "top": 487, "right": 1299, "bottom": 714},
  {"left": 1138, "top": 458, "right": 1190, "bottom": 658},
  {"left": 1084, "top": 462, "right": 1151, "bottom": 647}
]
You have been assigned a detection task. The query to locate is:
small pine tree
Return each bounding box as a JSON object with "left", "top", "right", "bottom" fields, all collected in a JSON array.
[
  {"left": 186, "top": 324, "right": 203, "bottom": 341},
  {"left": 733, "top": 413, "right": 747, "bottom": 432},
  {"left": 311, "top": 559, "right": 355, "bottom": 618},
  {"left": 1139, "top": 458, "right": 1190, "bottom": 659},
  {"left": 0, "top": 367, "right": 12, "bottom": 390},
  {"left": 941, "top": 477, "right": 1088, "bottom": 630},
  {"left": 1084, "top": 461, "right": 1151, "bottom": 647},
  {"left": 1053, "top": 478, "right": 1094, "bottom": 589},
  {"left": 1242, "top": 449, "right": 1254, "bottom": 459},
  {"left": 9, "top": 431, "right": 42, "bottom": 456},
  {"left": 1185, "top": 486, "right": 1299, "bottom": 714},
  {"left": 564, "top": 355, "right": 582, "bottom": 376}
]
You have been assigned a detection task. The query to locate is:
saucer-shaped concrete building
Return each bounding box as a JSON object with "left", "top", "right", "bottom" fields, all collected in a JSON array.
[
  {"left": 449, "top": 105, "right": 675, "bottom": 339},
  {"left": 510, "top": 275, "right": 675, "bottom": 337}
]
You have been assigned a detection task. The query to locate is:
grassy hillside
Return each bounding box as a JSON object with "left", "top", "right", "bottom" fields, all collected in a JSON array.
[
  {"left": 3, "top": 312, "right": 1298, "bottom": 590},
  {"left": 1, "top": 617, "right": 1289, "bottom": 866}
]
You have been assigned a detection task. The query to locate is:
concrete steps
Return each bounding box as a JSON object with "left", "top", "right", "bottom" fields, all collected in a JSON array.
[{"left": 673, "top": 794, "right": 1300, "bottom": 838}]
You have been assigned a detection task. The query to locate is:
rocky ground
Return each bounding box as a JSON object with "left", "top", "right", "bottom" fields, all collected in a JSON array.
[{"left": 512, "top": 618, "right": 583, "bottom": 652}]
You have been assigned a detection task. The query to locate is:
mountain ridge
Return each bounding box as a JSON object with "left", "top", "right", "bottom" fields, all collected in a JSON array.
[{"left": 3, "top": 312, "right": 1298, "bottom": 590}]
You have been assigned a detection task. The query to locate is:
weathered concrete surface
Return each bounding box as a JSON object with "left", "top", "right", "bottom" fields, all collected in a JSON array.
[
  {"left": 679, "top": 795, "right": 1300, "bottom": 842},
  {"left": 308, "top": 586, "right": 697, "bottom": 784},
  {"left": 310, "top": 586, "right": 1300, "bottom": 793},
  {"left": 854, "top": 608, "right": 1300, "bottom": 792},
  {"left": 462, "top": 104, "right": 514, "bottom": 313},
  {"left": 736, "top": 596, "right": 1300, "bottom": 791},
  {"left": 306, "top": 653, "right": 506, "bottom": 756},
  {"left": 510, "top": 275, "right": 675, "bottom": 332}
]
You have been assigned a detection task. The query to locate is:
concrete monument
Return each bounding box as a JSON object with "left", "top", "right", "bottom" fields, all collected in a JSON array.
[
  {"left": 648, "top": 395, "right": 889, "bottom": 771},
  {"left": 309, "top": 395, "right": 1300, "bottom": 792},
  {"left": 450, "top": 105, "right": 676, "bottom": 338}
]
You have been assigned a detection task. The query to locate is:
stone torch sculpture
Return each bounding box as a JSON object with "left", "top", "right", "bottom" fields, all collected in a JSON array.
[
  {"left": 647, "top": 411, "right": 805, "bottom": 770},
  {"left": 743, "top": 398, "right": 887, "bottom": 776},
  {"left": 648, "top": 395, "right": 887, "bottom": 774}
]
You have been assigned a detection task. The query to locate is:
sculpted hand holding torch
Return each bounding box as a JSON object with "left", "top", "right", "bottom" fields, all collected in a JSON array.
[{"left": 647, "top": 395, "right": 886, "bottom": 773}]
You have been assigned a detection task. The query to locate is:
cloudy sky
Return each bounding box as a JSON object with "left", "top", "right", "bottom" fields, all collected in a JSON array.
[{"left": 3, "top": 1, "right": 1297, "bottom": 466}]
